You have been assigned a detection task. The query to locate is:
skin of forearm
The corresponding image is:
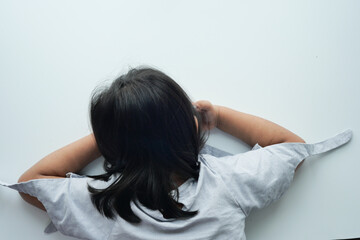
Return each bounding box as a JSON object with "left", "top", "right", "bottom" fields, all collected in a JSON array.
[
  {"left": 18, "top": 134, "right": 101, "bottom": 181},
  {"left": 215, "top": 106, "right": 305, "bottom": 147},
  {"left": 17, "top": 134, "right": 101, "bottom": 211}
]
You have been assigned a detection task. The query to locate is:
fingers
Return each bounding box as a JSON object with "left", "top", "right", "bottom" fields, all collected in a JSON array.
[{"left": 193, "top": 100, "right": 213, "bottom": 111}]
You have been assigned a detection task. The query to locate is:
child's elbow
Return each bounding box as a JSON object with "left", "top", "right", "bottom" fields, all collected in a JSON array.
[
  {"left": 18, "top": 172, "right": 32, "bottom": 183},
  {"left": 296, "top": 137, "right": 306, "bottom": 143},
  {"left": 17, "top": 174, "right": 47, "bottom": 211}
]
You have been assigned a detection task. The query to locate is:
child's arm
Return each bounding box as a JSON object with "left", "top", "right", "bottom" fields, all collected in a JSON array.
[
  {"left": 194, "top": 100, "right": 305, "bottom": 171},
  {"left": 17, "top": 134, "right": 101, "bottom": 210},
  {"left": 216, "top": 106, "right": 305, "bottom": 146},
  {"left": 194, "top": 100, "right": 305, "bottom": 147}
]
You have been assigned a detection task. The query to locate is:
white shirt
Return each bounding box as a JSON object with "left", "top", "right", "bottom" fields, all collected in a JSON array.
[{"left": 0, "top": 130, "right": 352, "bottom": 240}]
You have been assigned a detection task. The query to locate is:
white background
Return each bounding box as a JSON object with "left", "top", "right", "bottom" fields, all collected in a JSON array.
[{"left": 0, "top": 1, "right": 359, "bottom": 239}]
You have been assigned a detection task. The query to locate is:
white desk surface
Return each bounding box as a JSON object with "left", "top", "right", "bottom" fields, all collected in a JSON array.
[{"left": 0, "top": 1, "right": 359, "bottom": 239}]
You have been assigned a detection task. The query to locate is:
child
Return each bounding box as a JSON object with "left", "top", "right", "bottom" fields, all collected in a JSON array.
[{"left": 0, "top": 67, "right": 352, "bottom": 240}]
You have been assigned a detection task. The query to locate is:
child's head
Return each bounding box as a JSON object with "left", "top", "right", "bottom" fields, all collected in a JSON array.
[{"left": 88, "top": 66, "right": 207, "bottom": 223}]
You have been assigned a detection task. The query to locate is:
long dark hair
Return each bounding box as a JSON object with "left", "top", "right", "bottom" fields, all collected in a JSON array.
[{"left": 87, "top": 66, "right": 208, "bottom": 223}]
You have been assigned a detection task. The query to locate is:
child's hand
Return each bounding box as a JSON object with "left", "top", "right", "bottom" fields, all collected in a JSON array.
[{"left": 193, "top": 100, "right": 219, "bottom": 131}]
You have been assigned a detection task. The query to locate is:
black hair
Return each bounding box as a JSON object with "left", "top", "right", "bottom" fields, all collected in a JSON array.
[{"left": 87, "top": 66, "right": 208, "bottom": 223}]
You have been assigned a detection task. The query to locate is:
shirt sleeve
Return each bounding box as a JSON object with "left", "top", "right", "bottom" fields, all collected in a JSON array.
[
  {"left": 200, "top": 144, "right": 232, "bottom": 158},
  {"left": 2, "top": 173, "right": 116, "bottom": 240},
  {"left": 205, "top": 143, "right": 305, "bottom": 216}
]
